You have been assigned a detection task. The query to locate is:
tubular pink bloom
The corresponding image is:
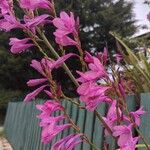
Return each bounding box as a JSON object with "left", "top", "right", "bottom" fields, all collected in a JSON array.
[
  {"left": 27, "top": 78, "right": 47, "bottom": 87},
  {"left": 84, "top": 51, "right": 94, "bottom": 63},
  {"left": 51, "top": 134, "right": 83, "bottom": 150},
  {"left": 77, "top": 81, "right": 110, "bottom": 111},
  {"left": 25, "top": 14, "right": 49, "bottom": 29},
  {"left": 113, "top": 124, "right": 133, "bottom": 147},
  {"left": 0, "top": 0, "right": 10, "bottom": 15},
  {"left": 30, "top": 60, "right": 45, "bottom": 75},
  {"left": 53, "top": 11, "right": 76, "bottom": 34},
  {"left": 54, "top": 30, "right": 77, "bottom": 46},
  {"left": 102, "top": 100, "right": 125, "bottom": 136},
  {"left": 130, "top": 107, "right": 146, "bottom": 126},
  {"left": 39, "top": 115, "right": 66, "bottom": 127},
  {"left": 53, "top": 11, "right": 78, "bottom": 46},
  {"left": 44, "top": 90, "right": 52, "bottom": 98},
  {"left": 9, "top": 38, "right": 34, "bottom": 54},
  {"left": 24, "top": 85, "right": 47, "bottom": 102},
  {"left": 31, "top": 53, "right": 76, "bottom": 75},
  {"left": 36, "top": 100, "right": 72, "bottom": 144},
  {"left": 41, "top": 123, "right": 71, "bottom": 144},
  {"left": 97, "top": 47, "right": 108, "bottom": 64},
  {"left": 36, "top": 100, "right": 64, "bottom": 117},
  {"left": 121, "top": 137, "right": 139, "bottom": 150},
  {"left": 77, "top": 56, "right": 107, "bottom": 82},
  {"left": 41, "top": 53, "right": 76, "bottom": 71},
  {"left": 0, "top": 15, "right": 23, "bottom": 31},
  {"left": 53, "top": 53, "right": 78, "bottom": 69},
  {"left": 20, "top": 0, "right": 52, "bottom": 10}
]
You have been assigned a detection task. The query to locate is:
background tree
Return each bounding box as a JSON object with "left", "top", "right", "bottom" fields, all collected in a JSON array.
[
  {"left": 0, "top": 0, "right": 137, "bottom": 110},
  {"left": 56, "top": 0, "right": 137, "bottom": 54}
]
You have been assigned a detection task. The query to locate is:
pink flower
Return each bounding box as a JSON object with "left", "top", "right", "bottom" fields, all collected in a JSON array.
[
  {"left": 121, "top": 137, "right": 139, "bottom": 150},
  {"left": 9, "top": 38, "right": 34, "bottom": 54},
  {"left": 97, "top": 47, "right": 108, "bottom": 65},
  {"left": 0, "top": 0, "right": 11, "bottom": 15},
  {"left": 24, "top": 85, "right": 47, "bottom": 102},
  {"left": 113, "top": 124, "right": 133, "bottom": 147},
  {"left": 36, "top": 101, "right": 64, "bottom": 117},
  {"left": 30, "top": 53, "right": 76, "bottom": 74},
  {"left": 36, "top": 101, "right": 72, "bottom": 144},
  {"left": 38, "top": 115, "right": 66, "bottom": 127},
  {"left": 30, "top": 60, "right": 45, "bottom": 75},
  {"left": 20, "top": 0, "right": 52, "bottom": 10},
  {"left": 54, "top": 30, "right": 77, "bottom": 46},
  {"left": 41, "top": 121, "right": 71, "bottom": 144},
  {"left": 24, "top": 14, "right": 49, "bottom": 33},
  {"left": 77, "top": 55, "right": 107, "bottom": 82},
  {"left": 51, "top": 134, "right": 83, "bottom": 150},
  {"left": 84, "top": 52, "right": 94, "bottom": 63},
  {"left": 27, "top": 54, "right": 76, "bottom": 101},
  {"left": 27, "top": 78, "right": 47, "bottom": 87},
  {"left": 0, "top": 15, "right": 23, "bottom": 31},
  {"left": 53, "top": 11, "right": 78, "bottom": 46},
  {"left": 130, "top": 107, "right": 146, "bottom": 126},
  {"left": 53, "top": 11, "right": 76, "bottom": 34},
  {"left": 44, "top": 90, "right": 52, "bottom": 98},
  {"left": 103, "top": 100, "right": 118, "bottom": 135},
  {"left": 77, "top": 81, "right": 110, "bottom": 111}
]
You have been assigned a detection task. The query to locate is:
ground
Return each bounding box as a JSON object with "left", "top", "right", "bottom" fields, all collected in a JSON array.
[{"left": 0, "top": 127, "right": 12, "bottom": 150}]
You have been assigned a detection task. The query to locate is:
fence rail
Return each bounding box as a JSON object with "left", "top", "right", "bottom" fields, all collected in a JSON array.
[{"left": 4, "top": 93, "right": 150, "bottom": 150}]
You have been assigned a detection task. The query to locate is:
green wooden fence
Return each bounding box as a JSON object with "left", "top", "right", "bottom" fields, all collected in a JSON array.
[{"left": 4, "top": 93, "right": 150, "bottom": 150}]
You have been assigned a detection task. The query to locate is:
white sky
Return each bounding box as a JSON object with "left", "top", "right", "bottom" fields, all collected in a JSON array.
[{"left": 131, "top": 0, "right": 150, "bottom": 36}]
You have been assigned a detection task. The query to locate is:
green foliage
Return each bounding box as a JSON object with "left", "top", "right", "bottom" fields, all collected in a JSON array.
[{"left": 111, "top": 32, "right": 150, "bottom": 93}]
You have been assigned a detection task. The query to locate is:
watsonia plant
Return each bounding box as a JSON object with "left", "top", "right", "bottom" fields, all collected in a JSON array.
[{"left": 0, "top": 0, "right": 150, "bottom": 150}]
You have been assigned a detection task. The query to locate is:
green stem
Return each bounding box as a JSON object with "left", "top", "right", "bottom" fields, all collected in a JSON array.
[
  {"left": 64, "top": 97, "right": 115, "bottom": 139},
  {"left": 94, "top": 110, "right": 114, "bottom": 137},
  {"left": 37, "top": 28, "right": 79, "bottom": 87},
  {"left": 83, "top": 135, "right": 100, "bottom": 150},
  {"left": 63, "top": 104, "right": 100, "bottom": 150}
]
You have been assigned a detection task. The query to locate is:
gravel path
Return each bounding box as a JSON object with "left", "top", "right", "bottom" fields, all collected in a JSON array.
[{"left": 0, "top": 137, "right": 13, "bottom": 150}]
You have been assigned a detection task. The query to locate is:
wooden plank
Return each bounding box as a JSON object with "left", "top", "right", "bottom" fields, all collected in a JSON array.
[
  {"left": 139, "top": 93, "right": 150, "bottom": 150},
  {"left": 82, "top": 110, "right": 94, "bottom": 150},
  {"left": 75, "top": 102, "right": 86, "bottom": 150},
  {"left": 93, "top": 103, "right": 106, "bottom": 150}
]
